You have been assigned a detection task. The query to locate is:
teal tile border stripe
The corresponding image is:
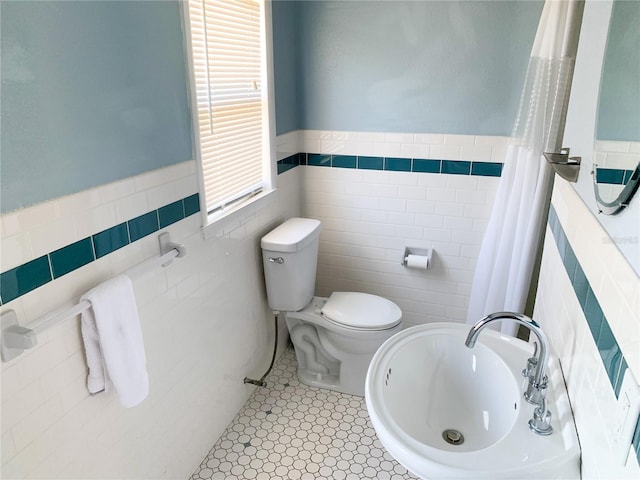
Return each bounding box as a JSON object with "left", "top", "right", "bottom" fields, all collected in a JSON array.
[
  {"left": 277, "top": 153, "right": 503, "bottom": 177},
  {"left": 0, "top": 193, "right": 199, "bottom": 305},
  {"left": 548, "top": 204, "right": 640, "bottom": 461}
]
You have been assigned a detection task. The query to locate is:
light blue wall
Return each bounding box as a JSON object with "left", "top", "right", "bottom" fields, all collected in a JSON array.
[
  {"left": 272, "top": 1, "right": 302, "bottom": 135},
  {"left": 294, "top": 0, "right": 543, "bottom": 135},
  {"left": 596, "top": 0, "right": 640, "bottom": 142},
  {"left": 1, "top": 1, "right": 192, "bottom": 213}
]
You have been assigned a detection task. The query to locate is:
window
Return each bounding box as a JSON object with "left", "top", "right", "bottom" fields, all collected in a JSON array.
[{"left": 184, "top": 0, "right": 274, "bottom": 228}]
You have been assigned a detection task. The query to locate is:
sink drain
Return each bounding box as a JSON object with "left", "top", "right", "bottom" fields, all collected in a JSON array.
[{"left": 442, "top": 429, "right": 465, "bottom": 445}]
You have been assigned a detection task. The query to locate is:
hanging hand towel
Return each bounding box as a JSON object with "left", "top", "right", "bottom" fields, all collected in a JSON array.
[{"left": 80, "top": 274, "right": 149, "bottom": 408}]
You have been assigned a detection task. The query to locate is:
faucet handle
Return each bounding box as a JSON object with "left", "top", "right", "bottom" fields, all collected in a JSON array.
[
  {"left": 522, "top": 356, "right": 538, "bottom": 379},
  {"left": 521, "top": 341, "right": 539, "bottom": 378},
  {"left": 528, "top": 397, "right": 553, "bottom": 435}
]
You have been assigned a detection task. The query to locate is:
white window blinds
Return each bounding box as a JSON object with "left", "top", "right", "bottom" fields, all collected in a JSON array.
[{"left": 187, "top": 0, "right": 266, "bottom": 216}]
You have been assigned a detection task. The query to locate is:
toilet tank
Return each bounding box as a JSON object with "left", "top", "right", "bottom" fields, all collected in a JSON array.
[{"left": 261, "top": 218, "right": 322, "bottom": 312}]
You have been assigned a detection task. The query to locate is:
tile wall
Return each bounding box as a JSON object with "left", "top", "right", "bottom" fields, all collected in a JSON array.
[
  {"left": 7, "top": 128, "right": 633, "bottom": 478},
  {"left": 277, "top": 129, "right": 507, "bottom": 326},
  {"left": 0, "top": 160, "right": 301, "bottom": 478},
  {"left": 534, "top": 179, "right": 640, "bottom": 478}
]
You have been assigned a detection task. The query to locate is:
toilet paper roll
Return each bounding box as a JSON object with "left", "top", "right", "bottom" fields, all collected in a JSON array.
[{"left": 405, "top": 254, "right": 430, "bottom": 270}]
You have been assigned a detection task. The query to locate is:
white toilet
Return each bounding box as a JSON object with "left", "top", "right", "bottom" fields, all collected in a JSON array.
[{"left": 261, "top": 217, "right": 403, "bottom": 396}]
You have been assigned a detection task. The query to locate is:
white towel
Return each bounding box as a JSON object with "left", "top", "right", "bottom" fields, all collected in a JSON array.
[{"left": 80, "top": 274, "right": 149, "bottom": 408}]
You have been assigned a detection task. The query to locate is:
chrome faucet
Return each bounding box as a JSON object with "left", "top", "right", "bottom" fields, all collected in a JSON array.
[{"left": 465, "top": 311, "right": 553, "bottom": 435}]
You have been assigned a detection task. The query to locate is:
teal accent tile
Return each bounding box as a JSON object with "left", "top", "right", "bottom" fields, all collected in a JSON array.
[
  {"left": 92, "top": 223, "right": 129, "bottom": 259},
  {"left": 597, "top": 320, "right": 622, "bottom": 389},
  {"left": 548, "top": 206, "right": 560, "bottom": 240},
  {"left": 563, "top": 244, "right": 578, "bottom": 283},
  {"left": 632, "top": 410, "right": 640, "bottom": 461},
  {"left": 623, "top": 169, "right": 634, "bottom": 184},
  {"left": 595, "top": 168, "right": 625, "bottom": 184},
  {"left": 277, "top": 162, "right": 294, "bottom": 174},
  {"left": 412, "top": 159, "right": 441, "bottom": 173},
  {"left": 298, "top": 153, "right": 307, "bottom": 166},
  {"left": 556, "top": 225, "right": 568, "bottom": 260},
  {"left": 183, "top": 193, "right": 200, "bottom": 217},
  {"left": 614, "top": 359, "right": 628, "bottom": 398},
  {"left": 358, "top": 156, "right": 384, "bottom": 170},
  {"left": 332, "top": 155, "right": 357, "bottom": 169},
  {"left": 277, "top": 153, "right": 299, "bottom": 174},
  {"left": 572, "top": 263, "right": 590, "bottom": 308},
  {"left": 0, "top": 256, "right": 52, "bottom": 303},
  {"left": 442, "top": 160, "right": 471, "bottom": 175},
  {"left": 308, "top": 153, "right": 331, "bottom": 167},
  {"left": 385, "top": 157, "right": 411, "bottom": 172},
  {"left": 584, "top": 288, "right": 604, "bottom": 338},
  {"left": 159, "top": 200, "right": 185, "bottom": 228},
  {"left": 471, "top": 162, "right": 503, "bottom": 177},
  {"left": 50, "top": 238, "right": 95, "bottom": 278},
  {"left": 128, "top": 211, "right": 159, "bottom": 242}
]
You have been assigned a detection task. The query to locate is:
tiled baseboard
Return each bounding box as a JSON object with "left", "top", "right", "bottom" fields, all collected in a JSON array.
[{"left": 277, "top": 153, "right": 503, "bottom": 177}]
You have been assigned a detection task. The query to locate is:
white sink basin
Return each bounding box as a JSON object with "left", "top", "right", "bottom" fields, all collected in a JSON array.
[{"left": 365, "top": 323, "right": 580, "bottom": 479}]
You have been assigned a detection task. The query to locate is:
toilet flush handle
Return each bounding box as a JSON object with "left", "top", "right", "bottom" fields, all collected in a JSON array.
[{"left": 269, "top": 257, "right": 284, "bottom": 264}]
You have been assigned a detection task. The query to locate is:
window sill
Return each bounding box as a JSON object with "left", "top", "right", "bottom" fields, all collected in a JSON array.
[{"left": 201, "top": 188, "right": 278, "bottom": 240}]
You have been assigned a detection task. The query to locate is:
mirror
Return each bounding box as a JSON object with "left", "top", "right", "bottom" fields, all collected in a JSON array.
[
  {"left": 564, "top": 0, "right": 639, "bottom": 275},
  {"left": 591, "top": 0, "right": 640, "bottom": 214}
]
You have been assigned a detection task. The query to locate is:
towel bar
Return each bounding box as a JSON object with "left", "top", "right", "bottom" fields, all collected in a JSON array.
[{"left": 0, "top": 233, "right": 186, "bottom": 362}]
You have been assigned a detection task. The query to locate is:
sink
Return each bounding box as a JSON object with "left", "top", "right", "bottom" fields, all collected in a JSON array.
[{"left": 365, "top": 323, "right": 580, "bottom": 479}]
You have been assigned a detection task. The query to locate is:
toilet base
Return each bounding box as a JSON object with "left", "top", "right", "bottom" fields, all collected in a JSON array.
[{"left": 284, "top": 298, "right": 402, "bottom": 397}]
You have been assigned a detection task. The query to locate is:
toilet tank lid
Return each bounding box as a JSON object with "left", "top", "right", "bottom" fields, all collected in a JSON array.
[
  {"left": 321, "top": 292, "right": 402, "bottom": 330},
  {"left": 261, "top": 218, "right": 322, "bottom": 253}
]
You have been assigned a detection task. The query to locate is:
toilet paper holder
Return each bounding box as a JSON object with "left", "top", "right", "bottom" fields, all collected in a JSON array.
[{"left": 401, "top": 247, "right": 433, "bottom": 269}]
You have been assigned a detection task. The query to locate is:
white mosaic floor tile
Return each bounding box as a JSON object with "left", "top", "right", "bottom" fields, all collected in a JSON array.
[{"left": 190, "top": 346, "right": 418, "bottom": 480}]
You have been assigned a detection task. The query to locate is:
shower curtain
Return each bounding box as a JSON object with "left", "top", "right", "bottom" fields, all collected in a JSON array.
[{"left": 466, "top": 0, "right": 584, "bottom": 335}]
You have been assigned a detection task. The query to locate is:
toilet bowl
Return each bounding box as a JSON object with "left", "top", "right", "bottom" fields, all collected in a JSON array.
[{"left": 261, "top": 218, "right": 403, "bottom": 396}]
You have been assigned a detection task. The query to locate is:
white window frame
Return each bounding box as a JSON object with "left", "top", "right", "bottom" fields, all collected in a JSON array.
[{"left": 182, "top": 0, "right": 277, "bottom": 237}]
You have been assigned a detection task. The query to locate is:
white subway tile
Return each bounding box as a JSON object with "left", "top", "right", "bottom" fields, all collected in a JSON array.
[
  {"left": 1, "top": 212, "right": 22, "bottom": 239},
  {"left": 414, "top": 213, "right": 444, "bottom": 228},
  {"left": 114, "top": 191, "right": 150, "bottom": 223},
  {"left": 434, "top": 202, "right": 465, "bottom": 217},
  {"left": 29, "top": 216, "right": 78, "bottom": 259},
  {"left": 406, "top": 199, "right": 436, "bottom": 214},
  {"left": 443, "top": 134, "right": 475, "bottom": 147},
  {"left": 353, "top": 131, "right": 386, "bottom": 143},
  {"left": 378, "top": 198, "right": 407, "bottom": 212},
  {"left": 318, "top": 140, "right": 346, "bottom": 154},
  {"left": 429, "top": 144, "right": 462, "bottom": 160},
  {"left": 1, "top": 432, "right": 16, "bottom": 464},
  {"left": 11, "top": 396, "right": 65, "bottom": 451},
  {"left": 11, "top": 201, "right": 61, "bottom": 233},
  {"left": 414, "top": 133, "right": 444, "bottom": 145},
  {"left": 373, "top": 142, "right": 402, "bottom": 157},
  {"left": 73, "top": 202, "right": 117, "bottom": 239},
  {"left": 0, "top": 233, "right": 34, "bottom": 271},
  {"left": 1, "top": 381, "right": 44, "bottom": 434},
  {"left": 595, "top": 140, "right": 632, "bottom": 154},
  {"left": 400, "top": 143, "right": 430, "bottom": 159},
  {"left": 421, "top": 228, "right": 453, "bottom": 243},
  {"left": 460, "top": 145, "right": 492, "bottom": 162},
  {"left": 384, "top": 133, "right": 414, "bottom": 144},
  {"left": 345, "top": 140, "right": 375, "bottom": 156},
  {"left": 371, "top": 184, "right": 398, "bottom": 198}
]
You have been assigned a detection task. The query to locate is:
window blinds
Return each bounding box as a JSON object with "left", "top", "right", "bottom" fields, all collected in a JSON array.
[{"left": 188, "top": 0, "right": 265, "bottom": 215}]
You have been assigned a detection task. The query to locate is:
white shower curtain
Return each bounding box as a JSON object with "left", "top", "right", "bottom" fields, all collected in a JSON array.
[{"left": 466, "top": 0, "right": 584, "bottom": 335}]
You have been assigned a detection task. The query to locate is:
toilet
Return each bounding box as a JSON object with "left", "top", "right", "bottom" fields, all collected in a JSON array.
[{"left": 261, "top": 217, "right": 403, "bottom": 396}]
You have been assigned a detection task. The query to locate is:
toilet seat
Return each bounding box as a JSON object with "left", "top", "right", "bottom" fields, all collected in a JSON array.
[{"left": 321, "top": 292, "right": 402, "bottom": 331}]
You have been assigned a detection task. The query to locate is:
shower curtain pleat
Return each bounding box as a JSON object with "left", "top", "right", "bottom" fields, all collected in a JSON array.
[{"left": 466, "top": 0, "right": 584, "bottom": 335}]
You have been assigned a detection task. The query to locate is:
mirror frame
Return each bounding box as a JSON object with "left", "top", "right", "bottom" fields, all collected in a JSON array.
[{"left": 592, "top": 163, "right": 640, "bottom": 215}]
